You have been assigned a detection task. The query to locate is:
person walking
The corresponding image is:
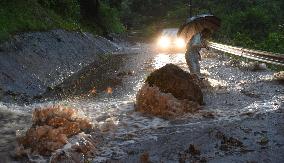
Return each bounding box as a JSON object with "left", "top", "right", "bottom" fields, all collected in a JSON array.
[{"left": 185, "top": 29, "right": 211, "bottom": 78}]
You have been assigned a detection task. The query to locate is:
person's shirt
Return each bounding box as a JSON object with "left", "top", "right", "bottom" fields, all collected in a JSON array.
[{"left": 189, "top": 33, "right": 202, "bottom": 51}]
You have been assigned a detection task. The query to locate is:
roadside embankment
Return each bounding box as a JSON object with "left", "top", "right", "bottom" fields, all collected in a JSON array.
[{"left": 0, "top": 29, "right": 120, "bottom": 103}]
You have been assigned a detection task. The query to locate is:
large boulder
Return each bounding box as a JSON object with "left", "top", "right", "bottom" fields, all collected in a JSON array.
[
  {"left": 146, "top": 64, "right": 203, "bottom": 104},
  {"left": 136, "top": 64, "right": 203, "bottom": 119}
]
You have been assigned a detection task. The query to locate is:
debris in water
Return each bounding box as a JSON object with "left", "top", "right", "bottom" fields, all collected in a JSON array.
[
  {"left": 90, "top": 87, "right": 97, "bottom": 95},
  {"left": 215, "top": 131, "right": 243, "bottom": 151},
  {"left": 106, "top": 87, "right": 113, "bottom": 94},
  {"left": 50, "top": 133, "right": 97, "bottom": 163},
  {"left": 240, "top": 89, "right": 261, "bottom": 98},
  {"left": 178, "top": 144, "right": 204, "bottom": 163},
  {"left": 274, "top": 71, "right": 284, "bottom": 81},
  {"left": 226, "top": 60, "right": 267, "bottom": 71},
  {"left": 242, "top": 62, "right": 267, "bottom": 71},
  {"left": 201, "top": 49, "right": 219, "bottom": 58},
  {"left": 188, "top": 144, "right": 201, "bottom": 156},
  {"left": 139, "top": 151, "right": 150, "bottom": 163},
  {"left": 99, "top": 117, "right": 118, "bottom": 132},
  {"left": 199, "top": 111, "right": 215, "bottom": 118},
  {"left": 117, "top": 70, "right": 135, "bottom": 77},
  {"left": 258, "top": 136, "right": 269, "bottom": 145},
  {"left": 17, "top": 105, "right": 94, "bottom": 156}
]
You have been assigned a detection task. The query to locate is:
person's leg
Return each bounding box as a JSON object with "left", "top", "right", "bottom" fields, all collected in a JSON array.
[
  {"left": 195, "top": 52, "right": 201, "bottom": 76},
  {"left": 185, "top": 49, "right": 192, "bottom": 71},
  {"left": 189, "top": 52, "right": 201, "bottom": 75},
  {"left": 185, "top": 49, "right": 201, "bottom": 76}
]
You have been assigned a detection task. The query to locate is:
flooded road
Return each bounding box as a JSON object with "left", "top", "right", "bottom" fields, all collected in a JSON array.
[{"left": 0, "top": 43, "right": 283, "bottom": 162}]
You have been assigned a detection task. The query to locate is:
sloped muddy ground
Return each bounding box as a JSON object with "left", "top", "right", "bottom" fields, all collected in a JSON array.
[
  {"left": 0, "top": 43, "right": 283, "bottom": 162},
  {"left": 0, "top": 29, "right": 119, "bottom": 103}
]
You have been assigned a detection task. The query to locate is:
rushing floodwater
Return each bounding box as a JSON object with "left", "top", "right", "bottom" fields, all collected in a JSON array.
[{"left": 0, "top": 45, "right": 283, "bottom": 162}]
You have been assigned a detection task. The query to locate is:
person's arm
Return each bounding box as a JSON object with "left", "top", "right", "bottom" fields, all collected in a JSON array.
[
  {"left": 191, "top": 34, "right": 207, "bottom": 49},
  {"left": 191, "top": 44, "right": 205, "bottom": 49},
  {"left": 191, "top": 42, "right": 207, "bottom": 49}
]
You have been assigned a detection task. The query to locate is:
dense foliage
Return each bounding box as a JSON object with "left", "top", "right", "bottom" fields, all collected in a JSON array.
[
  {"left": 114, "top": 0, "right": 284, "bottom": 54},
  {"left": 0, "top": 0, "right": 283, "bottom": 55},
  {"left": 0, "top": 0, "right": 124, "bottom": 41},
  {"left": 0, "top": 0, "right": 79, "bottom": 40},
  {"left": 203, "top": 0, "right": 284, "bottom": 54}
]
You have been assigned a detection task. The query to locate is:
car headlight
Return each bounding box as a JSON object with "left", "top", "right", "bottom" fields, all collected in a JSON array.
[
  {"left": 158, "top": 37, "right": 170, "bottom": 48},
  {"left": 175, "top": 38, "right": 186, "bottom": 48}
]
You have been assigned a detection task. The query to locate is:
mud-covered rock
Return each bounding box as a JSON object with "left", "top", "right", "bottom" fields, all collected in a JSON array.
[
  {"left": 146, "top": 64, "right": 203, "bottom": 104},
  {"left": 18, "top": 106, "right": 94, "bottom": 156},
  {"left": 136, "top": 64, "right": 203, "bottom": 118}
]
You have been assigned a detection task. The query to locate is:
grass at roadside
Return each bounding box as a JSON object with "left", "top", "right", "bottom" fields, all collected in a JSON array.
[
  {"left": 0, "top": 0, "right": 81, "bottom": 42},
  {"left": 0, "top": 0, "right": 125, "bottom": 42}
]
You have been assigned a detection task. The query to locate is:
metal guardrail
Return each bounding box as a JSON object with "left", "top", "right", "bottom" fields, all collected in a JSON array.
[{"left": 208, "top": 42, "right": 284, "bottom": 66}]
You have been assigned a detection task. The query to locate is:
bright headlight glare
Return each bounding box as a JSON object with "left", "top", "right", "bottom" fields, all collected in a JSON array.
[
  {"left": 175, "top": 38, "right": 185, "bottom": 48},
  {"left": 158, "top": 37, "right": 170, "bottom": 48}
]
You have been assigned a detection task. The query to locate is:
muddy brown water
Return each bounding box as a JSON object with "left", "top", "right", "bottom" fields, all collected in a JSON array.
[{"left": 0, "top": 44, "right": 283, "bottom": 162}]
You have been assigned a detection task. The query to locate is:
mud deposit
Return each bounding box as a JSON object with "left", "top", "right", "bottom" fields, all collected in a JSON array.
[
  {"left": 0, "top": 44, "right": 283, "bottom": 162},
  {"left": 0, "top": 29, "right": 119, "bottom": 103}
]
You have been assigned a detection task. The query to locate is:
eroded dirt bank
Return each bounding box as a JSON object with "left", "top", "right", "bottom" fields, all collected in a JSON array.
[
  {"left": 0, "top": 29, "right": 120, "bottom": 103},
  {"left": 0, "top": 42, "right": 283, "bottom": 162}
]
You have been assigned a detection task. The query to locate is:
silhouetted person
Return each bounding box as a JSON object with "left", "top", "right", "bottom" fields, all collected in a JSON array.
[{"left": 185, "top": 29, "right": 211, "bottom": 78}]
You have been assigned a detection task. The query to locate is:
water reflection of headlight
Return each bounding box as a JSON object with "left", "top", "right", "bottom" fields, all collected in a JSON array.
[
  {"left": 175, "top": 38, "right": 185, "bottom": 48},
  {"left": 158, "top": 37, "right": 170, "bottom": 48}
]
